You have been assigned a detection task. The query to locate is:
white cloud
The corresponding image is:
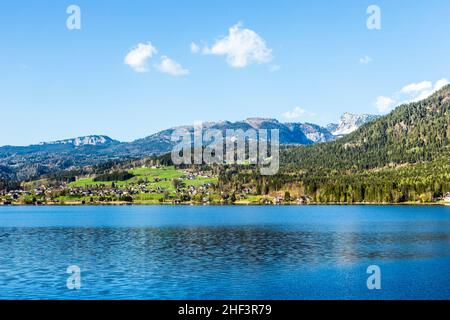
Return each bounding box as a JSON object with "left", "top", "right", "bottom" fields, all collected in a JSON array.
[
  {"left": 124, "top": 42, "right": 157, "bottom": 73},
  {"left": 374, "top": 78, "right": 449, "bottom": 114},
  {"left": 202, "top": 22, "right": 273, "bottom": 68},
  {"left": 282, "top": 107, "right": 315, "bottom": 120},
  {"left": 375, "top": 96, "right": 395, "bottom": 113},
  {"left": 402, "top": 78, "right": 449, "bottom": 102},
  {"left": 401, "top": 81, "right": 432, "bottom": 93},
  {"left": 434, "top": 78, "right": 450, "bottom": 91},
  {"left": 359, "top": 56, "right": 373, "bottom": 64},
  {"left": 155, "top": 56, "right": 189, "bottom": 76},
  {"left": 412, "top": 90, "right": 433, "bottom": 102},
  {"left": 190, "top": 42, "right": 200, "bottom": 54}
]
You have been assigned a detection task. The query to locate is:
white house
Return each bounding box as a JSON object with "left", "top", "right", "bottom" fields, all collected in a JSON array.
[{"left": 444, "top": 193, "right": 450, "bottom": 203}]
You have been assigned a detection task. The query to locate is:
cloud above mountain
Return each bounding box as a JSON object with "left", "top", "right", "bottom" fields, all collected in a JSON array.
[
  {"left": 125, "top": 43, "right": 188, "bottom": 76},
  {"left": 124, "top": 42, "right": 157, "bottom": 73},
  {"left": 400, "top": 81, "right": 432, "bottom": 93},
  {"left": 196, "top": 22, "right": 273, "bottom": 68},
  {"left": 155, "top": 56, "right": 189, "bottom": 76},
  {"left": 359, "top": 56, "right": 373, "bottom": 64},
  {"left": 375, "top": 78, "right": 449, "bottom": 113},
  {"left": 190, "top": 42, "right": 200, "bottom": 54},
  {"left": 375, "top": 96, "right": 395, "bottom": 113},
  {"left": 282, "top": 107, "right": 315, "bottom": 120}
]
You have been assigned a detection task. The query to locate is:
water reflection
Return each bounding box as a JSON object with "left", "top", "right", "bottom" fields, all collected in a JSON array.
[
  {"left": 2, "top": 227, "right": 450, "bottom": 266},
  {"left": 0, "top": 205, "right": 450, "bottom": 299}
]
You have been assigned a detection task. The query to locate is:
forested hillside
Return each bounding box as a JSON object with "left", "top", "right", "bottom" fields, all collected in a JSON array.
[
  {"left": 281, "top": 85, "right": 450, "bottom": 172},
  {"left": 218, "top": 86, "right": 450, "bottom": 203}
]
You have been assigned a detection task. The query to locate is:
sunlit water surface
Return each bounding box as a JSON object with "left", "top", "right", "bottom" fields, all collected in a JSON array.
[{"left": 0, "top": 205, "right": 449, "bottom": 299}]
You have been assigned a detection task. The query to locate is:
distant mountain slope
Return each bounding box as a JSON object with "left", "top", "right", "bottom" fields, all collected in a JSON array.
[
  {"left": 39, "top": 135, "right": 119, "bottom": 147},
  {"left": 282, "top": 85, "right": 450, "bottom": 171},
  {"left": 294, "top": 123, "right": 335, "bottom": 143},
  {"left": 124, "top": 118, "right": 314, "bottom": 157},
  {"left": 0, "top": 136, "right": 121, "bottom": 180},
  {"left": 0, "top": 114, "right": 378, "bottom": 181}
]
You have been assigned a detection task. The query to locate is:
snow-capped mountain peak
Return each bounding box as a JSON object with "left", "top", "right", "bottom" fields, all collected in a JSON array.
[{"left": 329, "top": 113, "right": 380, "bottom": 136}]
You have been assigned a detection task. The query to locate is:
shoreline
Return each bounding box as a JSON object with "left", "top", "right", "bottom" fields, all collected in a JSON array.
[{"left": 1, "top": 201, "right": 449, "bottom": 207}]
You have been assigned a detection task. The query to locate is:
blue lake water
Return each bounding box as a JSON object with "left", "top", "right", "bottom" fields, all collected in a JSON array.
[{"left": 0, "top": 205, "right": 449, "bottom": 300}]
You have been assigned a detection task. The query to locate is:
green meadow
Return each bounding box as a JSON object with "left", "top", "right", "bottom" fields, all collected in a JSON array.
[{"left": 69, "top": 166, "right": 217, "bottom": 194}]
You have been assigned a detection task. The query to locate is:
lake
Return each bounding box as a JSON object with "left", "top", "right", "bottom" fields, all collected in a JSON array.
[{"left": 0, "top": 205, "right": 449, "bottom": 300}]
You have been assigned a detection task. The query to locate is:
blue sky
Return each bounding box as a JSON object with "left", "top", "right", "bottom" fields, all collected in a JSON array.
[{"left": 1, "top": 0, "right": 449, "bottom": 146}]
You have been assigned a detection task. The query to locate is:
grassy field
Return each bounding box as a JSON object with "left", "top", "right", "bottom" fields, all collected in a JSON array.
[{"left": 68, "top": 166, "right": 217, "bottom": 194}]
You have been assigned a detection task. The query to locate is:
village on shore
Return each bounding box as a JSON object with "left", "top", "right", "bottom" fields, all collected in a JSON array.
[
  {"left": 0, "top": 183, "right": 314, "bottom": 206},
  {"left": 0, "top": 166, "right": 309, "bottom": 206},
  {"left": 2, "top": 180, "right": 449, "bottom": 206},
  {"left": 1, "top": 164, "right": 450, "bottom": 206}
]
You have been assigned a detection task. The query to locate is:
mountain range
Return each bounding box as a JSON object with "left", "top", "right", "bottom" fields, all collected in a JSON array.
[{"left": 0, "top": 113, "right": 378, "bottom": 181}]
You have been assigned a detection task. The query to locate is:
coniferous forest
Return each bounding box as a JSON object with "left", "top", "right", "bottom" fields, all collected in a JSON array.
[{"left": 218, "top": 85, "right": 450, "bottom": 203}]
